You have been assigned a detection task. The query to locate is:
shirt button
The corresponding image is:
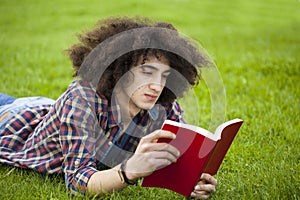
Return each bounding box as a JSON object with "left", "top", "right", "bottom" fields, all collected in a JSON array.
[
  {"left": 74, "top": 160, "right": 80, "bottom": 166},
  {"left": 108, "top": 141, "right": 113, "bottom": 146}
]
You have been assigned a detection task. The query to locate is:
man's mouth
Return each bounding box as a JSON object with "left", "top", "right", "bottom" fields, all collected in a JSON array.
[{"left": 145, "top": 94, "right": 158, "bottom": 101}]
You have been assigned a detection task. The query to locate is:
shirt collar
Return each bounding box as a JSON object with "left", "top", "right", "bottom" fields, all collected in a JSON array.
[{"left": 107, "top": 96, "right": 122, "bottom": 128}]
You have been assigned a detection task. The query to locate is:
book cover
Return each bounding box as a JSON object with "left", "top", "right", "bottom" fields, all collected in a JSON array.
[{"left": 141, "top": 119, "right": 243, "bottom": 197}]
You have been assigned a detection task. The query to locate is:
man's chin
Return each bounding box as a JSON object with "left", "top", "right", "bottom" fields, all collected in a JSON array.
[{"left": 142, "top": 104, "right": 156, "bottom": 111}]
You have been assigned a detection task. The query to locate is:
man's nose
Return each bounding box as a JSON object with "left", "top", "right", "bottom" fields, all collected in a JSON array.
[
  {"left": 148, "top": 76, "right": 164, "bottom": 91},
  {"left": 149, "top": 82, "right": 163, "bottom": 92}
]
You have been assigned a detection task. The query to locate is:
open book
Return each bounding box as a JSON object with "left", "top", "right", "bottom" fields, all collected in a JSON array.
[{"left": 141, "top": 118, "right": 243, "bottom": 197}]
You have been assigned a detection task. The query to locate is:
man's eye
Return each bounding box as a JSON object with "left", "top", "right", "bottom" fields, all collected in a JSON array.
[
  {"left": 143, "top": 71, "right": 153, "bottom": 75},
  {"left": 162, "top": 74, "right": 170, "bottom": 78}
]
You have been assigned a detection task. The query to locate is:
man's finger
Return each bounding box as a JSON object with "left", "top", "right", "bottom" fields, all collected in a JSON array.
[
  {"left": 195, "top": 184, "right": 216, "bottom": 193},
  {"left": 190, "top": 191, "right": 210, "bottom": 199},
  {"left": 140, "top": 130, "right": 176, "bottom": 143},
  {"left": 138, "top": 142, "right": 180, "bottom": 157},
  {"left": 200, "top": 173, "right": 217, "bottom": 185}
]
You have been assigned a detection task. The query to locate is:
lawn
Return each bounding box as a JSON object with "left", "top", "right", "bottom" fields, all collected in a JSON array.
[{"left": 0, "top": 0, "right": 299, "bottom": 199}]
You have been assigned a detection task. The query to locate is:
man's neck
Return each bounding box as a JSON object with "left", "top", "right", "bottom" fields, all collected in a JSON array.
[{"left": 114, "top": 93, "right": 141, "bottom": 124}]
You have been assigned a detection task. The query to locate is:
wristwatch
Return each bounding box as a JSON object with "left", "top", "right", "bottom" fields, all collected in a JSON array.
[{"left": 118, "top": 159, "right": 138, "bottom": 185}]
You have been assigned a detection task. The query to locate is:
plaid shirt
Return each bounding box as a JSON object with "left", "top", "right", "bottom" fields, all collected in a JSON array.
[{"left": 0, "top": 80, "right": 185, "bottom": 194}]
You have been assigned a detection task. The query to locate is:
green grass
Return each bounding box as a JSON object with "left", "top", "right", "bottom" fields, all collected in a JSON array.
[{"left": 0, "top": 0, "right": 299, "bottom": 199}]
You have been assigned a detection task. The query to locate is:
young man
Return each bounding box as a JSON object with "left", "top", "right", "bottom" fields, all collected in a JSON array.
[{"left": 0, "top": 17, "right": 217, "bottom": 199}]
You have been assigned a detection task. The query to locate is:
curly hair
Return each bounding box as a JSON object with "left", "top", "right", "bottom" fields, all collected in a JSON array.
[{"left": 66, "top": 16, "right": 209, "bottom": 104}]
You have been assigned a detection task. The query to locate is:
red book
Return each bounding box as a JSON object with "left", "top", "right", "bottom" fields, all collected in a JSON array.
[{"left": 141, "top": 119, "right": 243, "bottom": 197}]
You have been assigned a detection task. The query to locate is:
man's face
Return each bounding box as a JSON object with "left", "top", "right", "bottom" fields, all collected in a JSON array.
[{"left": 118, "top": 55, "right": 171, "bottom": 117}]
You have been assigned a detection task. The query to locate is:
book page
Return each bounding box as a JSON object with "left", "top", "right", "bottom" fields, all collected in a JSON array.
[{"left": 163, "top": 120, "right": 218, "bottom": 141}]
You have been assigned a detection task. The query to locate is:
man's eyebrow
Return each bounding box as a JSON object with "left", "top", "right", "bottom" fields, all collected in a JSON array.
[
  {"left": 141, "top": 65, "right": 171, "bottom": 73},
  {"left": 141, "top": 65, "right": 159, "bottom": 71}
]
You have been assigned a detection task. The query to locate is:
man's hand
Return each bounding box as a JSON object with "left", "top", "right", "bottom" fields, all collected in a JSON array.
[
  {"left": 191, "top": 173, "right": 217, "bottom": 199},
  {"left": 124, "top": 130, "right": 180, "bottom": 181}
]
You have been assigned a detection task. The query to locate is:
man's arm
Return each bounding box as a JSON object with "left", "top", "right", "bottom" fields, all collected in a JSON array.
[
  {"left": 87, "top": 130, "right": 180, "bottom": 195},
  {"left": 87, "top": 164, "right": 127, "bottom": 194}
]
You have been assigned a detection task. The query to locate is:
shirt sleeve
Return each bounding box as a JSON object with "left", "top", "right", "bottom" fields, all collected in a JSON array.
[{"left": 58, "top": 95, "right": 100, "bottom": 194}]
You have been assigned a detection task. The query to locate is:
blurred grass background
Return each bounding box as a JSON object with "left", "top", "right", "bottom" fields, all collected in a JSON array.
[{"left": 0, "top": 0, "right": 299, "bottom": 199}]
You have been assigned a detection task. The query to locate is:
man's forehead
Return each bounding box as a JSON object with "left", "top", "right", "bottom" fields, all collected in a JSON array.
[
  {"left": 136, "top": 52, "right": 169, "bottom": 65},
  {"left": 143, "top": 63, "right": 170, "bottom": 71}
]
